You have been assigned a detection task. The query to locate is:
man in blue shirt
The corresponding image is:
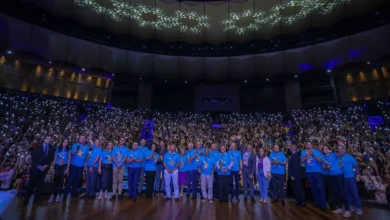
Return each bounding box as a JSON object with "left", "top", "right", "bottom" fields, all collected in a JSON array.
[
  {"left": 144, "top": 143, "right": 160, "bottom": 198},
  {"left": 128, "top": 142, "right": 144, "bottom": 201},
  {"left": 137, "top": 139, "right": 148, "bottom": 194},
  {"left": 216, "top": 145, "right": 233, "bottom": 203},
  {"left": 269, "top": 144, "right": 287, "bottom": 205},
  {"left": 82, "top": 136, "right": 102, "bottom": 199},
  {"left": 301, "top": 141, "right": 326, "bottom": 211},
  {"left": 336, "top": 144, "right": 362, "bottom": 218},
  {"left": 63, "top": 135, "right": 89, "bottom": 199},
  {"left": 185, "top": 143, "right": 195, "bottom": 198},
  {"left": 325, "top": 149, "right": 345, "bottom": 215},
  {"left": 228, "top": 142, "right": 242, "bottom": 202},
  {"left": 163, "top": 144, "right": 181, "bottom": 202},
  {"left": 321, "top": 146, "right": 334, "bottom": 210},
  {"left": 210, "top": 143, "right": 220, "bottom": 200},
  {"left": 189, "top": 141, "right": 204, "bottom": 200},
  {"left": 110, "top": 137, "right": 129, "bottom": 201},
  {"left": 199, "top": 148, "right": 216, "bottom": 202}
]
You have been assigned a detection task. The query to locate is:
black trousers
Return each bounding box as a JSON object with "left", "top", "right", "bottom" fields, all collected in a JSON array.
[
  {"left": 271, "top": 174, "right": 285, "bottom": 200},
  {"left": 386, "top": 186, "right": 390, "bottom": 208},
  {"left": 290, "top": 178, "right": 305, "bottom": 203},
  {"left": 145, "top": 171, "right": 156, "bottom": 198},
  {"left": 100, "top": 164, "right": 112, "bottom": 191},
  {"left": 52, "top": 164, "right": 67, "bottom": 194},
  {"left": 213, "top": 171, "right": 219, "bottom": 199},
  {"left": 25, "top": 169, "right": 48, "bottom": 203},
  {"left": 323, "top": 175, "right": 335, "bottom": 209},
  {"left": 218, "top": 175, "right": 230, "bottom": 202},
  {"left": 329, "top": 174, "right": 344, "bottom": 209}
]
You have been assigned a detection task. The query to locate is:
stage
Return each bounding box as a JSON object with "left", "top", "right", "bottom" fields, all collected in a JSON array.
[{"left": 3, "top": 195, "right": 389, "bottom": 220}]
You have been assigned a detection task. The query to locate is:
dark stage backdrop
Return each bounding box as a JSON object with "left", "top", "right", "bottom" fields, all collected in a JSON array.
[
  {"left": 240, "top": 83, "right": 286, "bottom": 113},
  {"left": 194, "top": 84, "right": 240, "bottom": 113},
  {"left": 152, "top": 84, "right": 193, "bottom": 112}
]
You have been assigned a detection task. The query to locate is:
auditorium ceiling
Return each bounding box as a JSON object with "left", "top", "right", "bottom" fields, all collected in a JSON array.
[{"left": 22, "top": 0, "right": 384, "bottom": 44}]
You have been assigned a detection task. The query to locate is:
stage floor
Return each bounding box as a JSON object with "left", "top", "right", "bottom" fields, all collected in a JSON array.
[{"left": 3, "top": 195, "right": 389, "bottom": 220}]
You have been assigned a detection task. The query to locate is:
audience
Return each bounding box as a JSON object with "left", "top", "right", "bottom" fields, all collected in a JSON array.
[{"left": 0, "top": 90, "right": 389, "bottom": 209}]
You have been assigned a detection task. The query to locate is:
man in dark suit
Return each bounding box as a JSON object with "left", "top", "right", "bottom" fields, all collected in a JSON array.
[
  {"left": 288, "top": 145, "right": 305, "bottom": 207},
  {"left": 242, "top": 144, "right": 257, "bottom": 202},
  {"left": 24, "top": 135, "right": 55, "bottom": 205}
]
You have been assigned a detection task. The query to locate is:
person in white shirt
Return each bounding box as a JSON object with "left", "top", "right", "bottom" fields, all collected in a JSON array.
[{"left": 256, "top": 148, "right": 271, "bottom": 204}]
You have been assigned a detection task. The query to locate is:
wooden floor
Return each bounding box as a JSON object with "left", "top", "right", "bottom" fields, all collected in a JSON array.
[{"left": 3, "top": 195, "right": 390, "bottom": 220}]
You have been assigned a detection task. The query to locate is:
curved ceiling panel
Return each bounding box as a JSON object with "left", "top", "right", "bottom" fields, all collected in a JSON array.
[
  {"left": 18, "top": 0, "right": 382, "bottom": 43},
  {"left": 1, "top": 14, "right": 390, "bottom": 81}
]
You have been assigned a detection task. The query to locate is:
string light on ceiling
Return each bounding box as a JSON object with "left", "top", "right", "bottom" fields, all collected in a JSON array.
[
  {"left": 75, "top": 0, "right": 210, "bottom": 34},
  {"left": 222, "top": 0, "right": 351, "bottom": 35},
  {"left": 76, "top": 0, "right": 351, "bottom": 36}
]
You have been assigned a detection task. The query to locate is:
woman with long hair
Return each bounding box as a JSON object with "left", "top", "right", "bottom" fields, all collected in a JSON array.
[
  {"left": 48, "top": 139, "right": 70, "bottom": 203},
  {"left": 256, "top": 148, "right": 271, "bottom": 204},
  {"left": 98, "top": 142, "right": 113, "bottom": 199}
]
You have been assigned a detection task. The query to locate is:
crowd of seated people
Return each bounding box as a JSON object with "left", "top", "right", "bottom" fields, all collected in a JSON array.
[{"left": 0, "top": 90, "right": 389, "bottom": 217}]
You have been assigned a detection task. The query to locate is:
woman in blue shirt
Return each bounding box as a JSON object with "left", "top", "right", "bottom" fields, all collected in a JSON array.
[
  {"left": 178, "top": 147, "right": 188, "bottom": 197},
  {"left": 98, "top": 142, "right": 113, "bottom": 200},
  {"left": 48, "top": 139, "right": 70, "bottom": 203},
  {"left": 321, "top": 146, "right": 334, "bottom": 209},
  {"left": 144, "top": 143, "right": 159, "bottom": 198}
]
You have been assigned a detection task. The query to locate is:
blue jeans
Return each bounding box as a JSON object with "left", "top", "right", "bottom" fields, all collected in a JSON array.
[
  {"left": 64, "top": 165, "right": 84, "bottom": 197},
  {"left": 192, "top": 170, "right": 199, "bottom": 197},
  {"left": 186, "top": 171, "right": 193, "bottom": 194},
  {"left": 306, "top": 172, "right": 327, "bottom": 208},
  {"left": 229, "top": 171, "right": 240, "bottom": 198},
  {"left": 154, "top": 164, "right": 164, "bottom": 191},
  {"left": 257, "top": 170, "right": 269, "bottom": 200},
  {"left": 86, "top": 166, "right": 99, "bottom": 196},
  {"left": 128, "top": 167, "right": 141, "bottom": 198},
  {"left": 344, "top": 177, "right": 361, "bottom": 210},
  {"left": 271, "top": 173, "right": 285, "bottom": 200}
]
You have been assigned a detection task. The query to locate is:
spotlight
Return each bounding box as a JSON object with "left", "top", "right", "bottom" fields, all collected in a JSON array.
[
  {"left": 112, "top": 74, "right": 115, "bottom": 76},
  {"left": 165, "top": 80, "right": 167, "bottom": 83},
  {"left": 140, "top": 77, "right": 142, "bottom": 80},
  {"left": 185, "top": 81, "right": 188, "bottom": 84},
  {"left": 294, "top": 75, "right": 298, "bottom": 78},
  {"left": 244, "top": 80, "right": 247, "bottom": 83},
  {"left": 7, "top": 51, "right": 12, "bottom": 54},
  {"left": 266, "top": 78, "right": 269, "bottom": 82},
  {"left": 82, "top": 68, "right": 85, "bottom": 71},
  {"left": 367, "top": 61, "right": 371, "bottom": 64},
  {"left": 327, "top": 69, "right": 332, "bottom": 73},
  {"left": 49, "top": 61, "right": 52, "bottom": 64}
]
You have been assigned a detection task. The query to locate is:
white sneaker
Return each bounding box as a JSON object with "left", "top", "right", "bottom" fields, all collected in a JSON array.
[
  {"left": 356, "top": 208, "right": 362, "bottom": 215},
  {"left": 332, "top": 208, "right": 344, "bottom": 214},
  {"left": 343, "top": 211, "right": 352, "bottom": 218},
  {"left": 55, "top": 195, "right": 61, "bottom": 203},
  {"left": 48, "top": 195, "right": 54, "bottom": 203}
]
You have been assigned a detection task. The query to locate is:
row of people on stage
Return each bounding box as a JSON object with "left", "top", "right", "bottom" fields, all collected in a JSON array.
[{"left": 24, "top": 136, "right": 362, "bottom": 218}]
